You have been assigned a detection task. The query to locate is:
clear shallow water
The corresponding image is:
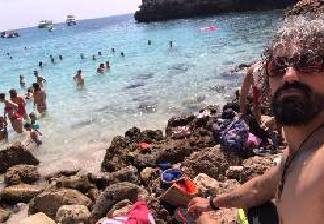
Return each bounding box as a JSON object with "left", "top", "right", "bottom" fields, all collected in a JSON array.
[{"left": 0, "top": 12, "right": 282, "bottom": 174}]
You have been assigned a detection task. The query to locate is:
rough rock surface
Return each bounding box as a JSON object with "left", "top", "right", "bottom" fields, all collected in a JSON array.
[
  {"left": 29, "top": 189, "right": 92, "bottom": 219},
  {"left": 285, "top": 0, "right": 324, "bottom": 16},
  {"left": 0, "top": 184, "right": 45, "bottom": 204},
  {"left": 4, "top": 165, "right": 40, "bottom": 186},
  {"left": 0, "top": 145, "right": 39, "bottom": 173},
  {"left": 182, "top": 146, "right": 241, "bottom": 180},
  {"left": 89, "top": 166, "right": 139, "bottom": 190},
  {"left": 135, "top": 0, "right": 297, "bottom": 22},
  {"left": 53, "top": 174, "right": 96, "bottom": 193},
  {"left": 92, "top": 182, "right": 140, "bottom": 219},
  {"left": 56, "top": 204, "right": 91, "bottom": 224},
  {"left": 242, "top": 156, "right": 274, "bottom": 181},
  {"left": 17, "top": 212, "right": 55, "bottom": 224},
  {"left": 193, "top": 173, "right": 240, "bottom": 197}
]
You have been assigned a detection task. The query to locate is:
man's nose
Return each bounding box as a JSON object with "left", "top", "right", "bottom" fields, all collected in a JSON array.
[{"left": 282, "top": 66, "right": 301, "bottom": 82}]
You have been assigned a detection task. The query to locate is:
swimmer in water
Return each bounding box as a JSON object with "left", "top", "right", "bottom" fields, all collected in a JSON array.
[
  {"left": 59, "top": 55, "right": 63, "bottom": 60},
  {"left": 121, "top": 52, "right": 125, "bottom": 57},
  {"left": 80, "top": 53, "right": 85, "bottom": 60},
  {"left": 73, "top": 70, "right": 85, "bottom": 87},
  {"left": 111, "top": 48, "right": 115, "bottom": 53},
  {"left": 24, "top": 123, "right": 42, "bottom": 146},
  {"left": 38, "top": 61, "right": 43, "bottom": 67},
  {"left": 20, "top": 74, "right": 26, "bottom": 87},
  {"left": 97, "top": 64, "right": 106, "bottom": 73},
  {"left": 148, "top": 40, "right": 151, "bottom": 45},
  {"left": 34, "top": 71, "right": 46, "bottom": 87},
  {"left": 92, "top": 55, "right": 96, "bottom": 60},
  {"left": 105, "top": 61, "right": 110, "bottom": 70},
  {"left": 169, "top": 40, "right": 173, "bottom": 48},
  {"left": 98, "top": 51, "right": 102, "bottom": 55}
]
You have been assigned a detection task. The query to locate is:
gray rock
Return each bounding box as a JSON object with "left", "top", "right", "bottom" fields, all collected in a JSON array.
[
  {"left": 92, "top": 182, "right": 140, "bottom": 219},
  {"left": 29, "top": 189, "right": 92, "bottom": 219},
  {"left": 0, "top": 145, "right": 39, "bottom": 173},
  {"left": 0, "top": 184, "right": 45, "bottom": 204},
  {"left": 4, "top": 165, "right": 40, "bottom": 185},
  {"left": 56, "top": 204, "right": 91, "bottom": 224},
  {"left": 17, "top": 212, "right": 55, "bottom": 224}
]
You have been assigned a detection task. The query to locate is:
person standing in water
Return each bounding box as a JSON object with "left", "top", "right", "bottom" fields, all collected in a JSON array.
[
  {"left": 9, "top": 89, "right": 27, "bottom": 120},
  {"left": 0, "top": 116, "right": 8, "bottom": 142},
  {"left": 33, "top": 83, "right": 47, "bottom": 115},
  {"left": 34, "top": 71, "right": 46, "bottom": 87},
  {"left": 19, "top": 74, "right": 26, "bottom": 87},
  {"left": 73, "top": 70, "right": 85, "bottom": 87}
]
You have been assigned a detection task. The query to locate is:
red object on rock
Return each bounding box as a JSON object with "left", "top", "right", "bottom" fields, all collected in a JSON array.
[{"left": 138, "top": 143, "right": 151, "bottom": 152}]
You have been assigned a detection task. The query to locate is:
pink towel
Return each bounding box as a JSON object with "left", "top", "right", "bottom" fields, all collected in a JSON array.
[{"left": 125, "top": 201, "right": 149, "bottom": 224}]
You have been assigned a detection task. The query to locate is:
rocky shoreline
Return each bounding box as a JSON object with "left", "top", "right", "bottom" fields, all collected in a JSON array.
[{"left": 135, "top": 0, "right": 297, "bottom": 22}]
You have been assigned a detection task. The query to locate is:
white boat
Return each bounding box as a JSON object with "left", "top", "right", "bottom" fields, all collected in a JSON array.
[
  {"left": 0, "top": 30, "right": 20, "bottom": 38},
  {"left": 38, "top": 20, "right": 53, "bottom": 28},
  {"left": 66, "top": 15, "right": 77, "bottom": 26}
]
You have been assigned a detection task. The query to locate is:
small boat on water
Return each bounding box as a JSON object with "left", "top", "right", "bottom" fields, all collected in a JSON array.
[
  {"left": 0, "top": 30, "right": 20, "bottom": 38},
  {"left": 38, "top": 20, "right": 53, "bottom": 28},
  {"left": 66, "top": 15, "right": 77, "bottom": 26}
]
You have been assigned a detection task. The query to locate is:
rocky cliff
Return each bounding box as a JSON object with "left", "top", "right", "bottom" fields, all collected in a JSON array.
[
  {"left": 135, "top": 0, "right": 298, "bottom": 22},
  {"left": 285, "top": 0, "right": 324, "bottom": 16}
]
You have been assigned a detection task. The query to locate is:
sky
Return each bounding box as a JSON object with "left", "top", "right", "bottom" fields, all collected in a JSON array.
[{"left": 0, "top": 0, "right": 142, "bottom": 30}]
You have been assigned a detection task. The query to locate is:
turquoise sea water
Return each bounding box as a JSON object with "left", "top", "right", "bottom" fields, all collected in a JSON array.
[{"left": 0, "top": 11, "right": 282, "bottom": 173}]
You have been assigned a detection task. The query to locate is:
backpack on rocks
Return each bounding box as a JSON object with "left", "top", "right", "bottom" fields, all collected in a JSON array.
[{"left": 220, "top": 118, "right": 250, "bottom": 154}]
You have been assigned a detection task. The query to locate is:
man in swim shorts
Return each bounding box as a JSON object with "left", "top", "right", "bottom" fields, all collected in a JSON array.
[
  {"left": 188, "top": 15, "right": 324, "bottom": 224},
  {"left": 33, "top": 83, "right": 47, "bottom": 114}
]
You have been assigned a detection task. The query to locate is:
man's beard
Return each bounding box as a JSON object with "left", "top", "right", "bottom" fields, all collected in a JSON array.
[{"left": 271, "top": 81, "right": 324, "bottom": 126}]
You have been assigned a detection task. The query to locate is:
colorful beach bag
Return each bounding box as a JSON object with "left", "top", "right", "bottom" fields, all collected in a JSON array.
[{"left": 221, "top": 118, "right": 249, "bottom": 154}]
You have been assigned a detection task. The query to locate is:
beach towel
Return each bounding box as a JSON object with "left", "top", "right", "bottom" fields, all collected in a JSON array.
[{"left": 125, "top": 201, "right": 150, "bottom": 224}]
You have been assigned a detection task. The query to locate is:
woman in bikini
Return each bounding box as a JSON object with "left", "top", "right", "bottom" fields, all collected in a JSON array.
[{"left": 1, "top": 95, "right": 23, "bottom": 133}]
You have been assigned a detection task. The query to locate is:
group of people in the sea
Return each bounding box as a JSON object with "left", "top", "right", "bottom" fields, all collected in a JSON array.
[{"left": 0, "top": 71, "right": 46, "bottom": 146}]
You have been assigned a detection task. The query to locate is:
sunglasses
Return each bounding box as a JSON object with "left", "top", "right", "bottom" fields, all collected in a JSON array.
[{"left": 267, "top": 51, "right": 324, "bottom": 77}]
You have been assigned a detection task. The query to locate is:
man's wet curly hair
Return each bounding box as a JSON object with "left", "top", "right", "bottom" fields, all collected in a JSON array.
[{"left": 266, "top": 14, "right": 324, "bottom": 60}]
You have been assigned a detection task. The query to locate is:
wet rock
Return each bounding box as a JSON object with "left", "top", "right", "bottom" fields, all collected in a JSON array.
[
  {"left": 242, "top": 156, "right": 274, "bottom": 182},
  {"left": 101, "top": 136, "right": 129, "bottom": 172},
  {"left": 193, "top": 173, "right": 240, "bottom": 197},
  {"left": 125, "top": 127, "right": 141, "bottom": 141},
  {"left": 0, "top": 209, "right": 11, "bottom": 223},
  {"left": 29, "top": 189, "right": 92, "bottom": 219},
  {"left": 182, "top": 145, "right": 241, "bottom": 179},
  {"left": 56, "top": 204, "right": 91, "bottom": 224},
  {"left": 53, "top": 174, "right": 96, "bottom": 193},
  {"left": 17, "top": 212, "right": 55, "bottom": 224},
  {"left": 92, "top": 182, "right": 140, "bottom": 219},
  {"left": 89, "top": 166, "right": 139, "bottom": 190},
  {"left": 0, "top": 184, "right": 45, "bottom": 204},
  {"left": 0, "top": 145, "right": 39, "bottom": 173},
  {"left": 4, "top": 165, "right": 40, "bottom": 186},
  {"left": 140, "top": 130, "right": 164, "bottom": 142}
]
